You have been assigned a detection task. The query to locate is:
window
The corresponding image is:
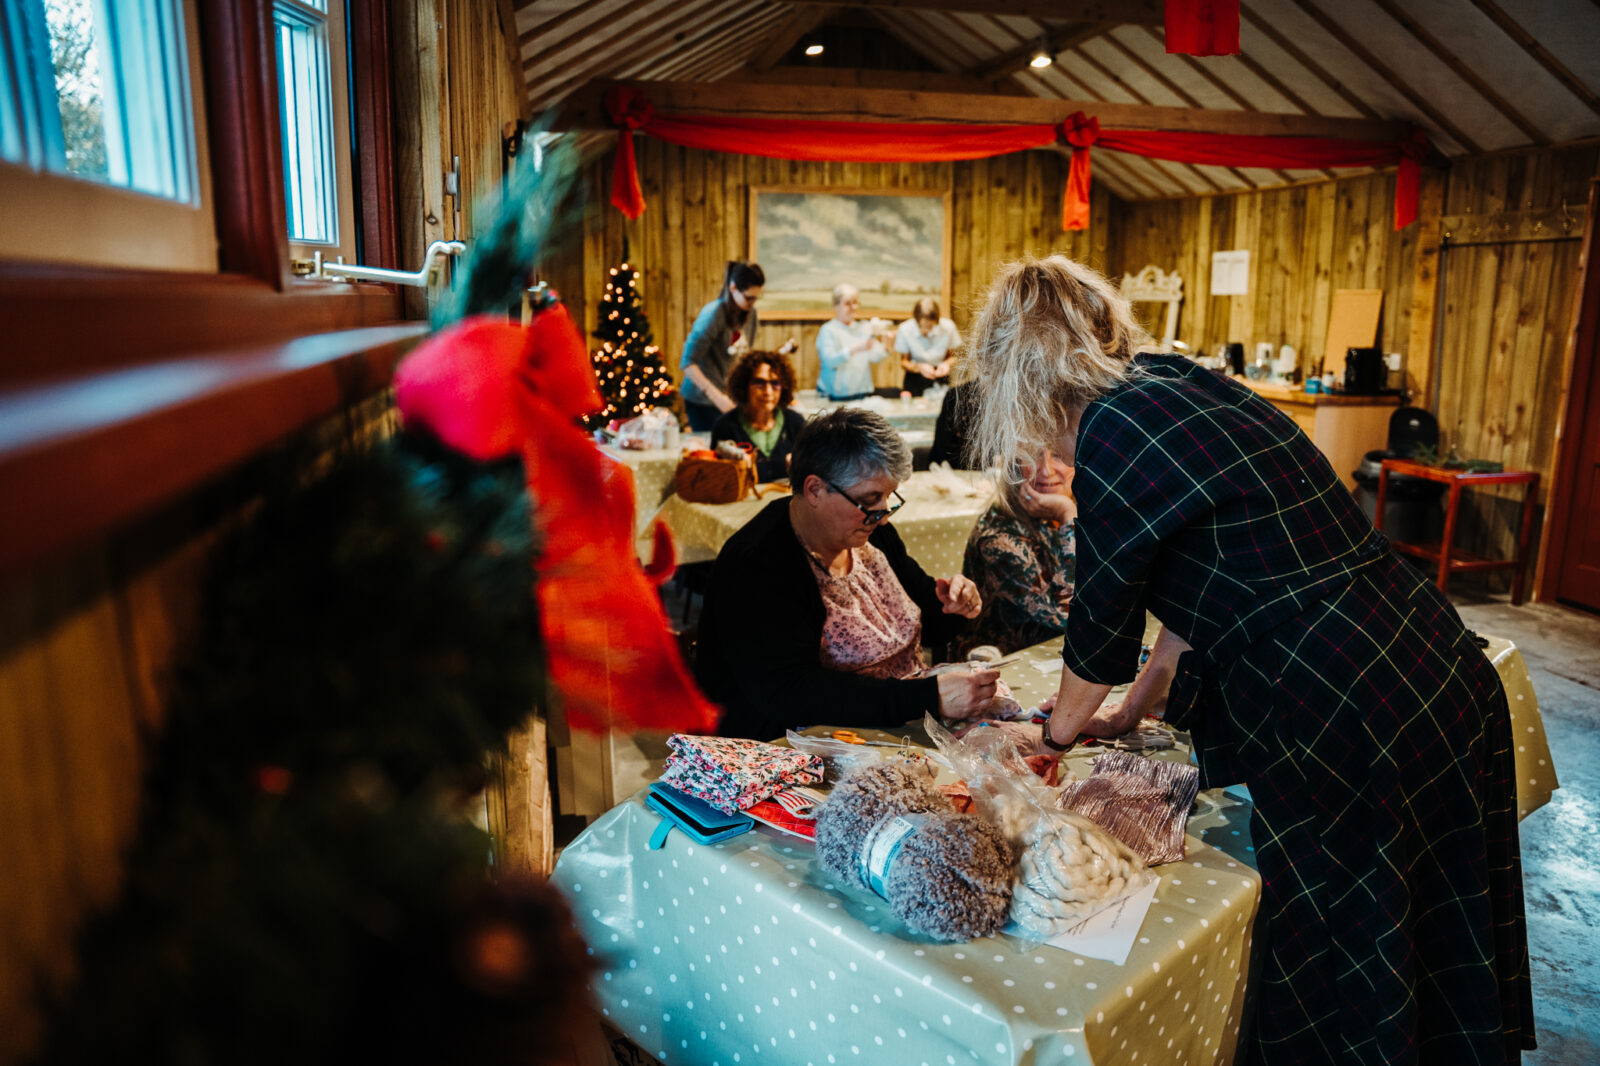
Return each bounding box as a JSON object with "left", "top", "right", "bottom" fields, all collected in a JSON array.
[{"left": 274, "top": 0, "right": 355, "bottom": 262}]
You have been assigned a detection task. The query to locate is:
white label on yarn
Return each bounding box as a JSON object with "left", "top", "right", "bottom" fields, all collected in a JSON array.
[{"left": 859, "top": 814, "right": 930, "bottom": 900}]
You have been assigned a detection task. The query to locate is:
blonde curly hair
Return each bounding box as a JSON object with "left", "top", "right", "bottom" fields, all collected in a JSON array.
[{"left": 963, "top": 255, "right": 1149, "bottom": 485}]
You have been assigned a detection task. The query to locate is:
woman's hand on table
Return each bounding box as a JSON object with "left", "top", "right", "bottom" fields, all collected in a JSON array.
[
  {"left": 937, "top": 663, "right": 1000, "bottom": 718},
  {"left": 936, "top": 574, "right": 983, "bottom": 618}
]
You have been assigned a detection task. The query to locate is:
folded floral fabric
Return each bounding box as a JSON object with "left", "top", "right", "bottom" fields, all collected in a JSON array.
[
  {"left": 1054, "top": 750, "right": 1200, "bottom": 866},
  {"left": 659, "top": 735, "right": 824, "bottom": 814}
]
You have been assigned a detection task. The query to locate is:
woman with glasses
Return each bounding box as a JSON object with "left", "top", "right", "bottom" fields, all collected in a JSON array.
[
  {"left": 966, "top": 255, "right": 1532, "bottom": 1063},
  {"left": 680, "top": 261, "right": 767, "bottom": 432},
  {"left": 696, "top": 408, "right": 999, "bottom": 741},
  {"left": 711, "top": 349, "right": 806, "bottom": 482}
]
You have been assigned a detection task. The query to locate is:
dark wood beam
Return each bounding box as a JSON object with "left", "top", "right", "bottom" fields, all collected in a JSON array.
[
  {"left": 525, "top": 0, "right": 727, "bottom": 108},
  {"left": 1465, "top": 0, "right": 1600, "bottom": 120},
  {"left": 973, "top": 22, "right": 1106, "bottom": 81},
  {"left": 1065, "top": 45, "right": 1225, "bottom": 193},
  {"left": 1240, "top": 4, "right": 1378, "bottom": 119},
  {"left": 1287, "top": 0, "right": 1482, "bottom": 154},
  {"left": 738, "top": 65, "right": 1029, "bottom": 96},
  {"left": 496, "top": 0, "right": 531, "bottom": 119},
  {"left": 517, "top": 0, "right": 619, "bottom": 49},
  {"left": 788, "top": 0, "right": 1162, "bottom": 22},
  {"left": 659, "top": 8, "right": 794, "bottom": 83},
  {"left": 1370, "top": 0, "right": 1545, "bottom": 144},
  {"left": 747, "top": 4, "right": 837, "bottom": 73},
  {"left": 556, "top": 78, "right": 1412, "bottom": 141},
  {"left": 1096, "top": 32, "right": 1280, "bottom": 185}
]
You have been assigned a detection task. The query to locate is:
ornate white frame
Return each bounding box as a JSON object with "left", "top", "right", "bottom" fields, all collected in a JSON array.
[{"left": 1120, "top": 265, "right": 1184, "bottom": 350}]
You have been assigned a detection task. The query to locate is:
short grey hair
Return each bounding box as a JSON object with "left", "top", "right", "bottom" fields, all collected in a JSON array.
[
  {"left": 790, "top": 408, "right": 911, "bottom": 491},
  {"left": 831, "top": 283, "right": 858, "bottom": 308}
]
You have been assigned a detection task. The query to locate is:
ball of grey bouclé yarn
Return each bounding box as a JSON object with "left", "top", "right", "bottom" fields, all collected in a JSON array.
[{"left": 815, "top": 763, "right": 1013, "bottom": 941}]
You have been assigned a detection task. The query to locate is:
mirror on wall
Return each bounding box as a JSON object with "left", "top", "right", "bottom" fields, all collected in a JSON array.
[{"left": 1120, "top": 265, "right": 1183, "bottom": 352}]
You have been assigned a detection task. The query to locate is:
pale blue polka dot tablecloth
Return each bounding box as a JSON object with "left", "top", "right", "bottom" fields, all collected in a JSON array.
[{"left": 553, "top": 713, "right": 1263, "bottom": 1065}]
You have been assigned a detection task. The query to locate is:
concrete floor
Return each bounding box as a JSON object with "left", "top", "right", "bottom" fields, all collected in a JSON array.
[{"left": 1451, "top": 591, "right": 1600, "bottom": 1065}]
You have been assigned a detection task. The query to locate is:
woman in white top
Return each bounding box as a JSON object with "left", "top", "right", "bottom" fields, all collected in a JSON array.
[
  {"left": 814, "top": 284, "right": 891, "bottom": 400},
  {"left": 894, "top": 297, "right": 962, "bottom": 397}
]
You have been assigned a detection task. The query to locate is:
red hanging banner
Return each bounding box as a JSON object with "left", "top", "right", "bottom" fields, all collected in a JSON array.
[
  {"left": 1165, "top": 0, "right": 1241, "bottom": 57},
  {"left": 605, "top": 90, "right": 1429, "bottom": 233}
]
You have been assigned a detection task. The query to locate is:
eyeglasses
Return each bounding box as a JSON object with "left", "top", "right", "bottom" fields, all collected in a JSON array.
[
  {"left": 827, "top": 480, "right": 905, "bottom": 525},
  {"left": 750, "top": 377, "right": 783, "bottom": 390}
]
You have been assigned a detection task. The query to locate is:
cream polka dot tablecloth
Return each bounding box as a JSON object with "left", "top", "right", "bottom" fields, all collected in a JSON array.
[
  {"left": 650, "top": 469, "right": 992, "bottom": 575},
  {"left": 1483, "top": 635, "right": 1558, "bottom": 820},
  {"left": 602, "top": 445, "right": 681, "bottom": 539}
]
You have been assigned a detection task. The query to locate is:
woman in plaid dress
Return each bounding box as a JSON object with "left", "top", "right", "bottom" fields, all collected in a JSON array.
[{"left": 966, "top": 256, "right": 1533, "bottom": 1064}]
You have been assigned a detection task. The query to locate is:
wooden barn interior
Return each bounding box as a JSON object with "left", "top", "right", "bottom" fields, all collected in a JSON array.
[{"left": 3, "top": 1, "right": 1599, "bottom": 1063}]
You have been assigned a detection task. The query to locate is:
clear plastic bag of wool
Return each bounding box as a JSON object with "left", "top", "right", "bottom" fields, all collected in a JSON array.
[{"left": 923, "top": 715, "right": 1155, "bottom": 942}]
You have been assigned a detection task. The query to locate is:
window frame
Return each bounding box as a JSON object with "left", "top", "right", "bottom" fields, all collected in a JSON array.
[{"left": 0, "top": 0, "right": 408, "bottom": 574}]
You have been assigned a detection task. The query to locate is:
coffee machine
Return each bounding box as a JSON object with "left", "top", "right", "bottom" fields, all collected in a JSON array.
[{"left": 1343, "top": 347, "right": 1385, "bottom": 394}]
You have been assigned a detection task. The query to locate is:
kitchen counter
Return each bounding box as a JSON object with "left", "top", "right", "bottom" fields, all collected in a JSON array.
[{"left": 1238, "top": 379, "right": 1399, "bottom": 490}]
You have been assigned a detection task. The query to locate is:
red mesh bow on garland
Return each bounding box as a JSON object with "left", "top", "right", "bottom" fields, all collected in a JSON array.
[{"left": 394, "top": 306, "right": 717, "bottom": 735}]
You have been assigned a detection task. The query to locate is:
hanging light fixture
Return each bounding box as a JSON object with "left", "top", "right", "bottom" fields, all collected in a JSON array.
[
  {"left": 803, "top": 39, "right": 824, "bottom": 57},
  {"left": 1029, "top": 39, "right": 1053, "bottom": 68}
]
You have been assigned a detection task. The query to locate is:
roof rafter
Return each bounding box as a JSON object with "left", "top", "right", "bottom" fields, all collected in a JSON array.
[
  {"left": 747, "top": 3, "right": 838, "bottom": 73},
  {"left": 1369, "top": 0, "right": 1545, "bottom": 144},
  {"left": 1465, "top": 0, "right": 1600, "bottom": 119},
  {"left": 526, "top": 0, "right": 732, "bottom": 110},
  {"left": 1240, "top": 4, "right": 1378, "bottom": 120},
  {"left": 785, "top": 0, "right": 1162, "bottom": 22},
  {"left": 1286, "top": 0, "right": 1482, "bottom": 153}
]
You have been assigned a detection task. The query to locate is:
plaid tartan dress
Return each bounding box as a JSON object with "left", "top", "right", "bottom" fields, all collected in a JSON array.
[{"left": 1063, "top": 354, "right": 1534, "bottom": 1064}]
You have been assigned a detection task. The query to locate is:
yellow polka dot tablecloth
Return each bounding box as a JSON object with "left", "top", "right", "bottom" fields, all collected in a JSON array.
[
  {"left": 1484, "top": 635, "right": 1558, "bottom": 820},
  {"left": 651, "top": 470, "right": 992, "bottom": 577}
]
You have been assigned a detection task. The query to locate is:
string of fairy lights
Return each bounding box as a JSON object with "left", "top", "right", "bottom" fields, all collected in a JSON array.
[{"left": 592, "top": 260, "right": 674, "bottom": 422}]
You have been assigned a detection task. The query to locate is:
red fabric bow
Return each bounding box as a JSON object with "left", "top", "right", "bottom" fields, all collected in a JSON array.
[
  {"left": 394, "top": 309, "right": 717, "bottom": 736},
  {"left": 606, "top": 87, "right": 653, "bottom": 219},
  {"left": 1061, "top": 113, "right": 1101, "bottom": 232}
]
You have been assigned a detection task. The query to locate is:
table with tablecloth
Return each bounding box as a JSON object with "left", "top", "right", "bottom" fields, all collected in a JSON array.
[
  {"left": 554, "top": 743, "right": 1261, "bottom": 1066},
  {"left": 648, "top": 468, "right": 994, "bottom": 573},
  {"left": 794, "top": 389, "right": 945, "bottom": 436},
  {"left": 602, "top": 445, "right": 682, "bottom": 539}
]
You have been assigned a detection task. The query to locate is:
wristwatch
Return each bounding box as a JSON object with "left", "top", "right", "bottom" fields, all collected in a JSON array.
[{"left": 1040, "top": 724, "right": 1076, "bottom": 752}]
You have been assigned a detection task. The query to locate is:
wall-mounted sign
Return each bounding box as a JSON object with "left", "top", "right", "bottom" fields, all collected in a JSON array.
[{"left": 1210, "top": 250, "right": 1250, "bottom": 296}]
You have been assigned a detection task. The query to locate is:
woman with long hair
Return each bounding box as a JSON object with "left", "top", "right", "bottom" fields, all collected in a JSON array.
[
  {"left": 966, "top": 255, "right": 1533, "bottom": 1064},
  {"left": 680, "top": 261, "right": 767, "bottom": 432}
]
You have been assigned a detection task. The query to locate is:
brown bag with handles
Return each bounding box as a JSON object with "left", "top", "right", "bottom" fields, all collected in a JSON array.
[{"left": 674, "top": 453, "right": 757, "bottom": 504}]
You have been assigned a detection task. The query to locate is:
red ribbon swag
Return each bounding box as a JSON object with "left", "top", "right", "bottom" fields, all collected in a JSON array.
[{"left": 605, "top": 87, "right": 1430, "bottom": 232}]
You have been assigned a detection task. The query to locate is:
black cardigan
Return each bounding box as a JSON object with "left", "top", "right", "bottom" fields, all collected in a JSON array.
[
  {"left": 696, "top": 498, "right": 971, "bottom": 740},
  {"left": 709, "top": 407, "right": 806, "bottom": 482}
]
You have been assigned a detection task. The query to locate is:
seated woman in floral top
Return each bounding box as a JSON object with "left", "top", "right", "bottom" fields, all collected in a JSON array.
[{"left": 961, "top": 449, "right": 1077, "bottom": 655}]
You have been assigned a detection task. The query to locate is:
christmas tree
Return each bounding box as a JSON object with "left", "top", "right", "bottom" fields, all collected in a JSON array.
[{"left": 587, "top": 242, "right": 674, "bottom": 427}]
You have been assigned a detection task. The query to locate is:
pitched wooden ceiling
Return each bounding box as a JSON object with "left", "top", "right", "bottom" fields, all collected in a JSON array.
[{"left": 510, "top": 0, "right": 1600, "bottom": 200}]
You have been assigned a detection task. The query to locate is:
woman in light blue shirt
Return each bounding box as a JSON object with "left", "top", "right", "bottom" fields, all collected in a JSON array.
[
  {"left": 815, "top": 284, "right": 891, "bottom": 400},
  {"left": 894, "top": 297, "right": 962, "bottom": 397}
]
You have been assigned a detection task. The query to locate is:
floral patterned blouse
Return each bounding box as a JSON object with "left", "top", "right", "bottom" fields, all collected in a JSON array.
[
  {"left": 960, "top": 505, "right": 1076, "bottom": 655},
  {"left": 804, "top": 542, "right": 926, "bottom": 681}
]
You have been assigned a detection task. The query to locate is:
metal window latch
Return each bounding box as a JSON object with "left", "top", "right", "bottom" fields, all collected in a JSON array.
[{"left": 292, "top": 240, "right": 465, "bottom": 287}]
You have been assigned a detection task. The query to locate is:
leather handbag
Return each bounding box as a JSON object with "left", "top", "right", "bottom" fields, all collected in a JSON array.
[{"left": 674, "top": 449, "right": 757, "bottom": 504}]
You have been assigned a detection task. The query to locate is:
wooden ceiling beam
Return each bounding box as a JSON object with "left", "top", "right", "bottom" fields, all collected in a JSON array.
[
  {"left": 1369, "top": 0, "right": 1546, "bottom": 144},
  {"left": 787, "top": 0, "right": 1162, "bottom": 22},
  {"left": 525, "top": 0, "right": 730, "bottom": 110},
  {"left": 973, "top": 21, "right": 1107, "bottom": 81},
  {"left": 496, "top": 0, "right": 532, "bottom": 119},
  {"left": 1096, "top": 32, "right": 1281, "bottom": 185},
  {"left": 737, "top": 65, "right": 1028, "bottom": 96},
  {"left": 555, "top": 78, "right": 1412, "bottom": 141},
  {"left": 746, "top": 4, "right": 838, "bottom": 73},
  {"left": 1464, "top": 0, "right": 1600, "bottom": 120},
  {"left": 517, "top": 0, "right": 621, "bottom": 50},
  {"left": 1065, "top": 44, "right": 1226, "bottom": 193},
  {"left": 658, "top": 8, "right": 793, "bottom": 83},
  {"left": 523, "top": 0, "right": 677, "bottom": 81},
  {"left": 1240, "top": 4, "right": 1378, "bottom": 120},
  {"left": 1286, "top": 0, "right": 1482, "bottom": 154}
]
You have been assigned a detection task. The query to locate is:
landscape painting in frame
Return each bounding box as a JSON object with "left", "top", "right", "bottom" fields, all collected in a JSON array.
[{"left": 749, "top": 187, "right": 952, "bottom": 320}]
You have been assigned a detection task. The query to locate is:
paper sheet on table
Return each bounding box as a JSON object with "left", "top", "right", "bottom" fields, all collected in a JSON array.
[{"left": 1029, "top": 875, "right": 1159, "bottom": 966}]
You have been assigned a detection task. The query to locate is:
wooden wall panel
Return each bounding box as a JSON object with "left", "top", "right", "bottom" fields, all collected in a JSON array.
[
  {"left": 1113, "top": 146, "right": 1598, "bottom": 590},
  {"left": 544, "top": 146, "right": 1107, "bottom": 394},
  {"left": 1432, "top": 145, "right": 1599, "bottom": 574}
]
